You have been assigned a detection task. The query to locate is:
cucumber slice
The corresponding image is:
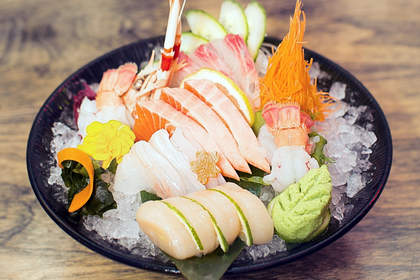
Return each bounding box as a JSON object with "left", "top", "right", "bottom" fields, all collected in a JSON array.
[
  {"left": 180, "top": 32, "right": 209, "bottom": 54},
  {"left": 245, "top": 1, "right": 266, "bottom": 60},
  {"left": 186, "top": 10, "right": 227, "bottom": 41},
  {"left": 219, "top": 0, "right": 249, "bottom": 42}
]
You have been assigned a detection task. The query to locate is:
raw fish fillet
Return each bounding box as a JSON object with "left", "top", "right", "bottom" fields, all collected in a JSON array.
[
  {"left": 184, "top": 79, "right": 270, "bottom": 172},
  {"left": 171, "top": 34, "right": 260, "bottom": 109},
  {"left": 149, "top": 129, "right": 205, "bottom": 194},
  {"left": 170, "top": 128, "right": 227, "bottom": 188},
  {"left": 113, "top": 145, "right": 155, "bottom": 195},
  {"left": 134, "top": 99, "right": 239, "bottom": 180},
  {"left": 158, "top": 87, "right": 251, "bottom": 173}
]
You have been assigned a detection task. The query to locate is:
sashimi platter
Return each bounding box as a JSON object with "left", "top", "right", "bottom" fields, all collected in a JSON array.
[{"left": 27, "top": 0, "right": 392, "bottom": 279}]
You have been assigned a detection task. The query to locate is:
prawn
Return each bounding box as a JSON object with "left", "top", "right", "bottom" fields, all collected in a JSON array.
[
  {"left": 123, "top": 0, "right": 186, "bottom": 113},
  {"left": 260, "top": 102, "right": 318, "bottom": 193}
]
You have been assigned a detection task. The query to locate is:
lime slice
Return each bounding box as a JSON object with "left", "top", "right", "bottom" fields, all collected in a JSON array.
[
  {"left": 161, "top": 201, "right": 204, "bottom": 251},
  {"left": 181, "top": 68, "right": 255, "bottom": 125},
  {"left": 219, "top": 0, "right": 249, "bottom": 42},
  {"left": 245, "top": 1, "right": 266, "bottom": 60},
  {"left": 208, "top": 189, "right": 253, "bottom": 246},
  {"left": 185, "top": 10, "right": 227, "bottom": 41},
  {"left": 182, "top": 196, "right": 229, "bottom": 253},
  {"left": 180, "top": 32, "right": 209, "bottom": 54}
]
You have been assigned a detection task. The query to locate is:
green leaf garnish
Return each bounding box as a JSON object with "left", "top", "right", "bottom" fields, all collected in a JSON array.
[
  {"left": 170, "top": 238, "right": 245, "bottom": 280},
  {"left": 227, "top": 165, "right": 269, "bottom": 196},
  {"left": 140, "top": 190, "right": 162, "bottom": 203},
  {"left": 309, "top": 132, "right": 334, "bottom": 165},
  {"left": 61, "top": 160, "right": 116, "bottom": 217}
]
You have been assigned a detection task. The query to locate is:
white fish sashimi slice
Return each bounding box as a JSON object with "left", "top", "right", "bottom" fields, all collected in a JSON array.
[
  {"left": 170, "top": 128, "right": 226, "bottom": 189},
  {"left": 134, "top": 141, "right": 186, "bottom": 198},
  {"left": 113, "top": 148, "right": 154, "bottom": 195},
  {"left": 170, "top": 128, "right": 201, "bottom": 162},
  {"left": 206, "top": 174, "right": 226, "bottom": 188},
  {"left": 150, "top": 129, "right": 205, "bottom": 194}
]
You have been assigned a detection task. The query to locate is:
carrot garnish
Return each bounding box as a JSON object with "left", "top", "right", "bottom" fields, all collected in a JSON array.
[
  {"left": 259, "top": 0, "right": 332, "bottom": 121},
  {"left": 57, "top": 148, "right": 94, "bottom": 213}
]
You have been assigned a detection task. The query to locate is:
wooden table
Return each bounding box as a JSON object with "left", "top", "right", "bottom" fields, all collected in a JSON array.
[{"left": 0, "top": 0, "right": 418, "bottom": 279}]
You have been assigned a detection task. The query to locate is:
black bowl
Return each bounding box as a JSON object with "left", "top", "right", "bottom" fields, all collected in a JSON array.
[{"left": 26, "top": 36, "right": 392, "bottom": 274}]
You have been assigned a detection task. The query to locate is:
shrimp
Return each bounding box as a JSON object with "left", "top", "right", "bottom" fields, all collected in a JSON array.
[
  {"left": 123, "top": 0, "right": 186, "bottom": 113},
  {"left": 260, "top": 102, "right": 318, "bottom": 192},
  {"left": 94, "top": 63, "right": 138, "bottom": 127},
  {"left": 262, "top": 102, "right": 313, "bottom": 153},
  {"left": 263, "top": 146, "right": 319, "bottom": 193},
  {"left": 76, "top": 63, "right": 137, "bottom": 136}
]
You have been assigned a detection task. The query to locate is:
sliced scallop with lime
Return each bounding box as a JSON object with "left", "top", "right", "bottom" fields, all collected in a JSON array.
[
  {"left": 182, "top": 196, "right": 229, "bottom": 252},
  {"left": 208, "top": 189, "right": 253, "bottom": 246},
  {"left": 161, "top": 201, "right": 204, "bottom": 251}
]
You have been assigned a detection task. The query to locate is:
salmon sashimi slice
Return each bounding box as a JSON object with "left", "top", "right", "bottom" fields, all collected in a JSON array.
[
  {"left": 157, "top": 87, "right": 251, "bottom": 174},
  {"left": 133, "top": 99, "right": 239, "bottom": 180},
  {"left": 184, "top": 79, "right": 270, "bottom": 173}
]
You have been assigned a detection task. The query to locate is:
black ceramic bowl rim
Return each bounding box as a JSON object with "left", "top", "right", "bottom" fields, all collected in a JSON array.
[{"left": 27, "top": 36, "right": 392, "bottom": 275}]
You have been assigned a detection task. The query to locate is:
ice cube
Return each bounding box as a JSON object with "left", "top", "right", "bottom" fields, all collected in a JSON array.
[
  {"left": 346, "top": 173, "right": 363, "bottom": 197},
  {"left": 329, "top": 82, "right": 346, "bottom": 100}
]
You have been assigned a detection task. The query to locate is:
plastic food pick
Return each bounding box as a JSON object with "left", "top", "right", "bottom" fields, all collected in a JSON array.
[{"left": 57, "top": 147, "right": 94, "bottom": 212}]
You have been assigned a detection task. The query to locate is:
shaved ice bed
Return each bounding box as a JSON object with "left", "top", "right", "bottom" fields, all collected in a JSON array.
[{"left": 47, "top": 62, "right": 376, "bottom": 263}]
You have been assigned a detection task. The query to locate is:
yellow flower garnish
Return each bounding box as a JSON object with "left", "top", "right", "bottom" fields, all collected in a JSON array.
[
  {"left": 190, "top": 151, "right": 221, "bottom": 184},
  {"left": 78, "top": 120, "right": 135, "bottom": 168}
]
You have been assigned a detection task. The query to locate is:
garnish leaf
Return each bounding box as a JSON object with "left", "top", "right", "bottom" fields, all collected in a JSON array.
[
  {"left": 61, "top": 159, "right": 116, "bottom": 217},
  {"left": 309, "top": 132, "right": 334, "bottom": 165},
  {"left": 80, "top": 179, "right": 117, "bottom": 217},
  {"left": 227, "top": 165, "right": 268, "bottom": 196},
  {"left": 170, "top": 238, "right": 245, "bottom": 280},
  {"left": 140, "top": 190, "right": 162, "bottom": 203},
  {"left": 239, "top": 176, "right": 270, "bottom": 186}
]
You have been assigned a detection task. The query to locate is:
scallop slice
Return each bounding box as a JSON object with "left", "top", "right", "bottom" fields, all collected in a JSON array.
[
  {"left": 164, "top": 197, "right": 219, "bottom": 255},
  {"left": 185, "top": 189, "right": 240, "bottom": 246},
  {"left": 212, "top": 183, "right": 274, "bottom": 245},
  {"left": 136, "top": 200, "right": 198, "bottom": 260}
]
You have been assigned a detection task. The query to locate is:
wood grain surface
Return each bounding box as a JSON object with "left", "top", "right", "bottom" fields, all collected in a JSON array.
[{"left": 0, "top": 0, "right": 418, "bottom": 279}]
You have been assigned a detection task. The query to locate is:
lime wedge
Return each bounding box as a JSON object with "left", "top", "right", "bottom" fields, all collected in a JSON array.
[
  {"left": 182, "top": 196, "right": 229, "bottom": 253},
  {"left": 186, "top": 10, "right": 227, "bottom": 41},
  {"left": 181, "top": 68, "right": 255, "bottom": 125},
  {"left": 208, "top": 189, "right": 253, "bottom": 246}
]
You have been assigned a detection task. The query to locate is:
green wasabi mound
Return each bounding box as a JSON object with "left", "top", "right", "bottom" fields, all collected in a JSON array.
[{"left": 268, "top": 165, "right": 332, "bottom": 243}]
